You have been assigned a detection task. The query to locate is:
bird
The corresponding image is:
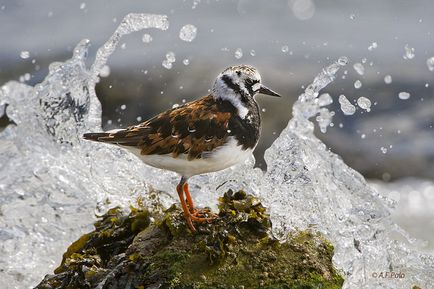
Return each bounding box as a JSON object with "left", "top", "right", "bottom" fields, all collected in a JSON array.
[{"left": 83, "top": 65, "right": 280, "bottom": 232}]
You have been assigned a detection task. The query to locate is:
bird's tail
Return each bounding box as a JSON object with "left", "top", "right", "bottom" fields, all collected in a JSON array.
[
  {"left": 83, "top": 129, "right": 128, "bottom": 143},
  {"left": 82, "top": 132, "right": 110, "bottom": 142}
]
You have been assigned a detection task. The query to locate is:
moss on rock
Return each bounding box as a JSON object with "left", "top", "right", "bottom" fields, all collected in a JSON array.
[{"left": 36, "top": 190, "right": 344, "bottom": 289}]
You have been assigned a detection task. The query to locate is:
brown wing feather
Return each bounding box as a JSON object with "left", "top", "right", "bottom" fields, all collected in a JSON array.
[{"left": 85, "top": 95, "right": 232, "bottom": 160}]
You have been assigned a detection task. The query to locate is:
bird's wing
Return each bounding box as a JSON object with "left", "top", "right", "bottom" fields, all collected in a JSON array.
[{"left": 83, "top": 95, "right": 233, "bottom": 160}]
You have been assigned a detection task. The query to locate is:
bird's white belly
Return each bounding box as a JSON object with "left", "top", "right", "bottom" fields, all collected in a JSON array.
[{"left": 122, "top": 137, "right": 253, "bottom": 177}]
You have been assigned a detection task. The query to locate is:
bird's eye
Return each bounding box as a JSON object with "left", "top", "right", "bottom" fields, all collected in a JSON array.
[
  {"left": 245, "top": 79, "right": 259, "bottom": 88},
  {"left": 245, "top": 79, "right": 254, "bottom": 86}
]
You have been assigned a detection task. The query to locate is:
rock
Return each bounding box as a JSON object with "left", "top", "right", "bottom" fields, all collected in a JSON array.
[{"left": 35, "top": 190, "right": 344, "bottom": 289}]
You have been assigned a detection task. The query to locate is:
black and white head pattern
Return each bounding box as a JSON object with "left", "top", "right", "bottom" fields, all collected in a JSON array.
[{"left": 211, "top": 65, "right": 262, "bottom": 119}]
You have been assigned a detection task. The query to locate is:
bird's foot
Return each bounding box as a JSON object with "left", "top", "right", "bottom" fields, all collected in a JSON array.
[{"left": 189, "top": 208, "right": 218, "bottom": 222}]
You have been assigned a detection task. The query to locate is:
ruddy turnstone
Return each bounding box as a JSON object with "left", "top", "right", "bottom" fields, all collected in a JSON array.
[{"left": 84, "top": 65, "right": 280, "bottom": 231}]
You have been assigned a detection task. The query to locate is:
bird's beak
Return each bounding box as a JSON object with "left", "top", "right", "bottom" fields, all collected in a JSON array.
[{"left": 258, "top": 84, "right": 281, "bottom": 97}]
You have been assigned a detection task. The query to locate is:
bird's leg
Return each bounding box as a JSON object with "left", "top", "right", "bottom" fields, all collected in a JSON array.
[
  {"left": 183, "top": 182, "right": 197, "bottom": 212},
  {"left": 182, "top": 182, "right": 216, "bottom": 222},
  {"left": 176, "top": 181, "right": 196, "bottom": 232}
]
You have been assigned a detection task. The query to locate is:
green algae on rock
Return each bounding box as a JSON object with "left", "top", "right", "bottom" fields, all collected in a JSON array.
[{"left": 36, "top": 190, "right": 344, "bottom": 289}]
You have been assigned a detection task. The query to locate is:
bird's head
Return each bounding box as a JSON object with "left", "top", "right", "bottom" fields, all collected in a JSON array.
[{"left": 212, "top": 65, "right": 280, "bottom": 118}]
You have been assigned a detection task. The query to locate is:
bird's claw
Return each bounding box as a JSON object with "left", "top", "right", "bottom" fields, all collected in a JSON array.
[{"left": 189, "top": 209, "right": 217, "bottom": 222}]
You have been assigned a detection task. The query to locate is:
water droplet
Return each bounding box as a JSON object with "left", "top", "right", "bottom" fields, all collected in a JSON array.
[
  {"left": 192, "top": 0, "right": 200, "bottom": 9},
  {"left": 142, "top": 33, "right": 153, "bottom": 43},
  {"left": 162, "top": 60, "right": 172, "bottom": 69},
  {"left": 353, "top": 63, "right": 365, "bottom": 75},
  {"left": 338, "top": 94, "right": 356, "bottom": 115},
  {"left": 166, "top": 51, "right": 176, "bottom": 62},
  {"left": 234, "top": 48, "right": 243, "bottom": 59},
  {"left": 318, "top": 93, "right": 333, "bottom": 106},
  {"left": 426, "top": 57, "right": 434, "bottom": 72},
  {"left": 398, "top": 91, "right": 410, "bottom": 100},
  {"left": 182, "top": 59, "right": 190, "bottom": 65},
  {"left": 357, "top": 96, "right": 371, "bottom": 112},
  {"left": 350, "top": 14, "right": 356, "bottom": 20},
  {"left": 261, "top": 108, "right": 266, "bottom": 112},
  {"left": 403, "top": 44, "right": 415, "bottom": 59},
  {"left": 136, "top": 116, "right": 142, "bottom": 122},
  {"left": 354, "top": 80, "right": 362, "bottom": 89},
  {"left": 23, "top": 73, "right": 31, "bottom": 81},
  {"left": 281, "top": 45, "right": 289, "bottom": 53},
  {"left": 290, "top": 0, "right": 315, "bottom": 20},
  {"left": 121, "top": 43, "right": 126, "bottom": 49},
  {"left": 368, "top": 42, "right": 378, "bottom": 51},
  {"left": 361, "top": 134, "right": 366, "bottom": 139},
  {"left": 337, "top": 56, "right": 349, "bottom": 66},
  {"left": 99, "top": 65, "right": 110, "bottom": 77},
  {"left": 172, "top": 103, "right": 180, "bottom": 108},
  {"left": 315, "top": 108, "right": 335, "bottom": 133},
  {"left": 79, "top": 2, "right": 86, "bottom": 9},
  {"left": 380, "top": 147, "right": 388, "bottom": 154},
  {"left": 20, "top": 51, "right": 30, "bottom": 59},
  {"left": 179, "top": 24, "right": 197, "bottom": 42},
  {"left": 120, "top": 104, "right": 126, "bottom": 110},
  {"left": 250, "top": 49, "right": 256, "bottom": 56},
  {"left": 384, "top": 75, "right": 392, "bottom": 84}
]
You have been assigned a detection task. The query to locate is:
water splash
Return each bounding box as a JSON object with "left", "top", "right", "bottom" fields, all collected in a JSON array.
[
  {"left": 0, "top": 13, "right": 172, "bottom": 288},
  {"left": 0, "top": 14, "right": 433, "bottom": 289},
  {"left": 260, "top": 58, "right": 434, "bottom": 289},
  {"left": 291, "top": 56, "right": 347, "bottom": 133}
]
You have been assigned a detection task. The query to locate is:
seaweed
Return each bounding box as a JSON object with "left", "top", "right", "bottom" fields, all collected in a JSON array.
[{"left": 36, "top": 190, "right": 344, "bottom": 289}]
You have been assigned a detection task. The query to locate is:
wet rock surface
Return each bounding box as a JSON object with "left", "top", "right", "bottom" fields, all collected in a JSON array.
[{"left": 35, "top": 191, "right": 343, "bottom": 289}]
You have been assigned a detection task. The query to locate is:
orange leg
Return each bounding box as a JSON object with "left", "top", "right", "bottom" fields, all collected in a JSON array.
[
  {"left": 176, "top": 178, "right": 217, "bottom": 232},
  {"left": 183, "top": 183, "right": 195, "bottom": 211},
  {"left": 183, "top": 183, "right": 216, "bottom": 222},
  {"left": 176, "top": 183, "right": 196, "bottom": 232}
]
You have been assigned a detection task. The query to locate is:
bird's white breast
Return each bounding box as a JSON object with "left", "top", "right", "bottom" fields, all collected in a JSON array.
[{"left": 122, "top": 137, "right": 252, "bottom": 178}]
